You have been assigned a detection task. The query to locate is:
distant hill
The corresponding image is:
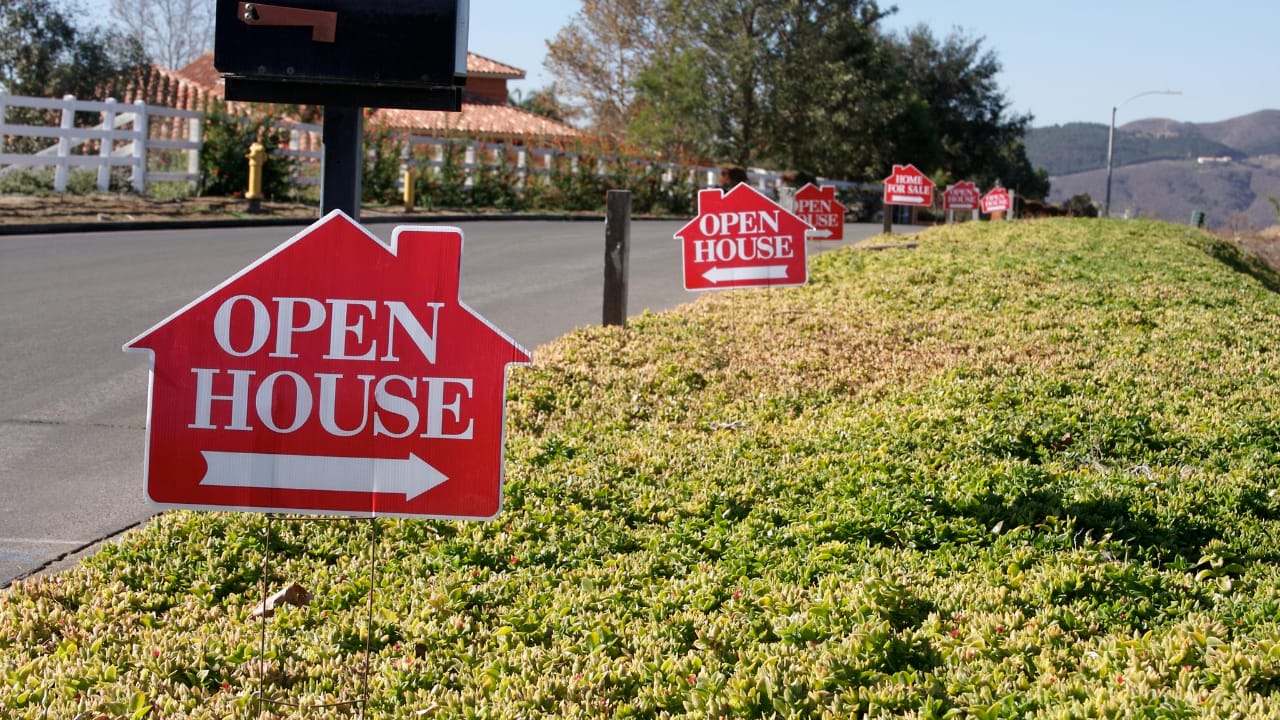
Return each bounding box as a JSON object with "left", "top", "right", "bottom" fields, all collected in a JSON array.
[
  {"left": 1027, "top": 122, "right": 1244, "bottom": 177},
  {"left": 1047, "top": 156, "right": 1280, "bottom": 230},
  {"left": 1029, "top": 111, "right": 1280, "bottom": 228}
]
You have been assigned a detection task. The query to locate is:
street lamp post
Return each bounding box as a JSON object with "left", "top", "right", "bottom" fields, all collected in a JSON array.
[{"left": 1103, "top": 89, "right": 1181, "bottom": 218}]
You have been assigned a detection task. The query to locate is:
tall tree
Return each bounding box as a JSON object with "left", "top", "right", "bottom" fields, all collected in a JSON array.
[
  {"left": 630, "top": 0, "right": 898, "bottom": 177},
  {"left": 510, "top": 86, "right": 576, "bottom": 124},
  {"left": 110, "top": 0, "right": 211, "bottom": 70},
  {"left": 629, "top": 44, "right": 716, "bottom": 162},
  {"left": 765, "top": 1, "right": 901, "bottom": 180},
  {"left": 545, "top": 0, "right": 662, "bottom": 141},
  {"left": 889, "top": 25, "right": 1044, "bottom": 195},
  {"left": 1, "top": 0, "right": 146, "bottom": 98},
  {"left": 680, "top": 0, "right": 774, "bottom": 168}
]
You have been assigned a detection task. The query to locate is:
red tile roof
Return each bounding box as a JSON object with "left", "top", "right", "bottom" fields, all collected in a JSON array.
[
  {"left": 175, "top": 53, "right": 223, "bottom": 91},
  {"left": 370, "top": 93, "right": 580, "bottom": 141},
  {"left": 161, "top": 52, "right": 576, "bottom": 141},
  {"left": 465, "top": 53, "right": 526, "bottom": 80},
  {"left": 173, "top": 52, "right": 524, "bottom": 88}
]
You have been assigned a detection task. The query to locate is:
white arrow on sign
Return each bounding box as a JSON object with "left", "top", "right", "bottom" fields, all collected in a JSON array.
[
  {"left": 888, "top": 194, "right": 928, "bottom": 205},
  {"left": 199, "top": 451, "right": 448, "bottom": 501},
  {"left": 702, "top": 265, "right": 789, "bottom": 284},
  {"left": 805, "top": 229, "right": 833, "bottom": 239}
]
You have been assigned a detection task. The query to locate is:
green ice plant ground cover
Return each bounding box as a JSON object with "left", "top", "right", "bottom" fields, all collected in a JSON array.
[{"left": 6, "top": 218, "right": 1280, "bottom": 718}]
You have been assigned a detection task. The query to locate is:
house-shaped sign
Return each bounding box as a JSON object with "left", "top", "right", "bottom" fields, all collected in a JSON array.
[
  {"left": 981, "top": 187, "right": 1011, "bottom": 214},
  {"left": 883, "top": 164, "right": 934, "bottom": 206},
  {"left": 942, "top": 181, "right": 981, "bottom": 212},
  {"left": 793, "top": 183, "right": 847, "bottom": 241},
  {"left": 674, "top": 183, "right": 812, "bottom": 291},
  {"left": 123, "top": 211, "right": 531, "bottom": 520}
]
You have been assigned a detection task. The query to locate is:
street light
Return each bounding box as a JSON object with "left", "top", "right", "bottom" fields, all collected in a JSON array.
[{"left": 1103, "top": 89, "right": 1181, "bottom": 218}]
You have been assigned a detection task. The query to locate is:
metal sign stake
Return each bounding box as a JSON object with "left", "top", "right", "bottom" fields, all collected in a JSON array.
[{"left": 254, "top": 515, "right": 379, "bottom": 718}]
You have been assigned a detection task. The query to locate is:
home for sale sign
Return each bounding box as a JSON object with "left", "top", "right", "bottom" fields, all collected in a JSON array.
[{"left": 882, "top": 164, "right": 934, "bottom": 206}]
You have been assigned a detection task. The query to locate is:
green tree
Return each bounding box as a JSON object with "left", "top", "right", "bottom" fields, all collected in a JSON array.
[
  {"left": 0, "top": 0, "right": 146, "bottom": 98},
  {"left": 545, "top": 0, "right": 661, "bottom": 141},
  {"left": 629, "top": 0, "right": 898, "bottom": 176},
  {"left": 889, "top": 26, "right": 1046, "bottom": 197},
  {"left": 765, "top": 1, "right": 901, "bottom": 180},
  {"left": 686, "top": 0, "right": 774, "bottom": 168},
  {"left": 510, "top": 86, "right": 575, "bottom": 124},
  {"left": 1063, "top": 192, "right": 1099, "bottom": 217},
  {"left": 628, "top": 42, "right": 716, "bottom": 162}
]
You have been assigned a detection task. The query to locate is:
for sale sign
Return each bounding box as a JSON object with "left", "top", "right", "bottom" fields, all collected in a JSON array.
[
  {"left": 674, "top": 183, "right": 812, "bottom": 291},
  {"left": 883, "top": 164, "right": 934, "bottom": 206},
  {"left": 123, "top": 211, "right": 531, "bottom": 520},
  {"left": 793, "top": 183, "right": 847, "bottom": 240}
]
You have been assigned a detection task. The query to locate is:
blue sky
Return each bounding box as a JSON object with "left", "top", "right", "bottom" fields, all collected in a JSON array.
[{"left": 468, "top": 0, "right": 1279, "bottom": 128}]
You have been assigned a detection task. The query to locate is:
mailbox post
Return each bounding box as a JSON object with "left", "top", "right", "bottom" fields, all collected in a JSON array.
[{"left": 214, "top": 0, "right": 469, "bottom": 216}]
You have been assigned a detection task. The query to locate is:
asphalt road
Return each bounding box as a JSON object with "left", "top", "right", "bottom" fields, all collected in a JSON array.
[{"left": 0, "top": 217, "right": 912, "bottom": 587}]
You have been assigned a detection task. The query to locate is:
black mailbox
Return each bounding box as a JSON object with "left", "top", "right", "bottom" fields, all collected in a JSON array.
[{"left": 214, "top": 0, "right": 467, "bottom": 110}]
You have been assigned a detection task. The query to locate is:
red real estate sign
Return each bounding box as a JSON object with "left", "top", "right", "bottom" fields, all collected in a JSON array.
[
  {"left": 792, "top": 183, "right": 847, "bottom": 241},
  {"left": 942, "top": 181, "right": 981, "bottom": 211},
  {"left": 674, "top": 183, "right": 811, "bottom": 291},
  {"left": 981, "top": 187, "right": 1011, "bottom": 214},
  {"left": 123, "top": 212, "right": 531, "bottom": 520},
  {"left": 883, "top": 164, "right": 934, "bottom": 206}
]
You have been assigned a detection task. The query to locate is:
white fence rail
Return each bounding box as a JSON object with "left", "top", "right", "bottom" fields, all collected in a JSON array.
[
  {"left": 1, "top": 92, "right": 863, "bottom": 202},
  {"left": 0, "top": 92, "right": 202, "bottom": 193},
  {"left": 276, "top": 122, "right": 864, "bottom": 200}
]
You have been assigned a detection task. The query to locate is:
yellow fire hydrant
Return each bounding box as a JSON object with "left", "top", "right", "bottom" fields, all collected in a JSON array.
[
  {"left": 402, "top": 166, "right": 416, "bottom": 212},
  {"left": 245, "top": 133, "right": 267, "bottom": 212}
]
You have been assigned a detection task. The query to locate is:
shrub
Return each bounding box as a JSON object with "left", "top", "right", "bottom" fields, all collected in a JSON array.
[
  {"left": 361, "top": 122, "right": 404, "bottom": 205},
  {"left": 0, "top": 168, "right": 55, "bottom": 194},
  {"left": 198, "top": 104, "right": 295, "bottom": 200}
]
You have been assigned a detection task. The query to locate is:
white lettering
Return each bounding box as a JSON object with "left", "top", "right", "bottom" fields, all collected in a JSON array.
[
  {"left": 317, "top": 372, "right": 375, "bottom": 436},
  {"left": 382, "top": 302, "right": 444, "bottom": 364},
  {"left": 422, "top": 377, "right": 473, "bottom": 439},
  {"left": 189, "top": 368, "right": 255, "bottom": 431},
  {"left": 324, "top": 299, "right": 378, "bottom": 361},
  {"left": 255, "top": 371, "right": 311, "bottom": 434},
  {"left": 270, "top": 297, "right": 326, "bottom": 359},
  {"left": 373, "top": 375, "right": 419, "bottom": 439},
  {"left": 214, "top": 295, "right": 270, "bottom": 357}
]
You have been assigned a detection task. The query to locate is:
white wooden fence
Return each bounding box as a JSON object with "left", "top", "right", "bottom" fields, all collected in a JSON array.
[
  {"left": 0, "top": 92, "right": 864, "bottom": 202},
  {"left": 0, "top": 92, "right": 202, "bottom": 193},
  {"left": 276, "top": 121, "right": 864, "bottom": 198}
]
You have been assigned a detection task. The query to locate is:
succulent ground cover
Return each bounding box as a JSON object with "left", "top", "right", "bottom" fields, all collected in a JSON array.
[{"left": 6, "top": 218, "right": 1280, "bottom": 718}]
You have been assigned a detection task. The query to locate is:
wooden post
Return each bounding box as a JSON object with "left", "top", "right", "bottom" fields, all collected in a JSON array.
[
  {"left": 882, "top": 203, "right": 893, "bottom": 235},
  {"left": 603, "top": 190, "right": 631, "bottom": 328}
]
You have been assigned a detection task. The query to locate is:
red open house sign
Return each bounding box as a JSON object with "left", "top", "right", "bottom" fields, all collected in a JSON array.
[
  {"left": 674, "top": 183, "right": 811, "bottom": 291},
  {"left": 981, "top": 187, "right": 1011, "bottom": 214},
  {"left": 793, "top": 183, "right": 847, "bottom": 241},
  {"left": 124, "top": 212, "right": 531, "bottom": 520},
  {"left": 942, "top": 181, "right": 981, "bottom": 212}
]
